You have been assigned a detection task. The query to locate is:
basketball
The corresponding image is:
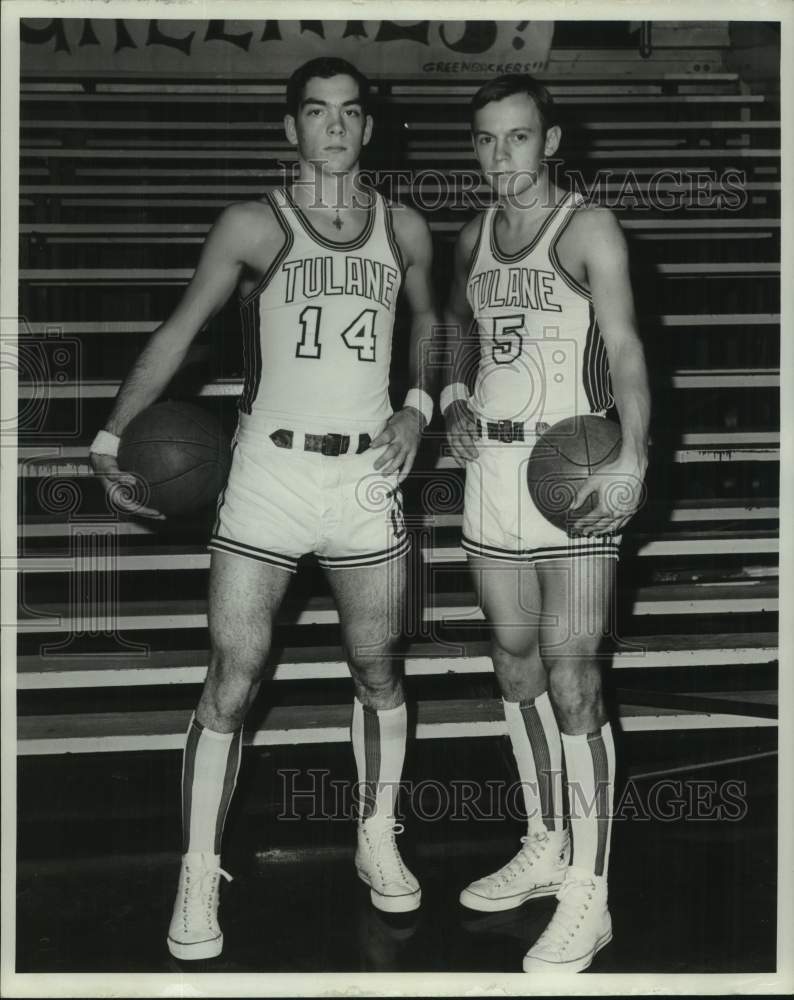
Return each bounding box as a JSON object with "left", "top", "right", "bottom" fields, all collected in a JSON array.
[
  {"left": 117, "top": 401, "right": 232, "bottom": 516},
  {"left": 527, "top": 415, "right": 622, "bottom": 534}
]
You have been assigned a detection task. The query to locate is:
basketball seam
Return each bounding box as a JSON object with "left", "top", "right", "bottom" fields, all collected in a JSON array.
[
  {"left": 128, "top": 403, "right": 224, "bottom": 441},
  {"left": 162, "top": 407, "right": 219, "bottom": 438},
  {"left": 119, "top": 438, "right": 224, "bottom": 448},
  {"left": 143, "top": 460, "right": 223, "bottom": 487},
  {"left": 531, "top": 424, "right": 621, "bottom": 468},
  {"left": 583, "top": 418, "right": 592, "bottom": 473},
  {"left": 531, "top": 439, "right": 588, "bottom": 467}
]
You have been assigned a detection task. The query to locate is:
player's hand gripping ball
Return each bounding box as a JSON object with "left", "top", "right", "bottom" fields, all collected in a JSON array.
[
  {"left": 117, "top": 401, "right": 231, "bottom": 517},
  {"left": 527, "top": 415, "right": 623, "bottom": 536}
]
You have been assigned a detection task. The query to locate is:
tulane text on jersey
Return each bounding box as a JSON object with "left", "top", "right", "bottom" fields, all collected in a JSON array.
[{"left": 281, "top": 255, "right": 400, "bottom": 309}]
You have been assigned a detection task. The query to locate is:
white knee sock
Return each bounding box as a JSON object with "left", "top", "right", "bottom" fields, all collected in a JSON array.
[
  {"left": 561, "top": 722, "right": 616, "bottom": 877},
  {"left": 351, "top": 698, "right": 407, "bottom": 824},
  {"left": 504, "top": 692, "right": 564, "bottom": 835},
  {"left": 181, "top": 713, "right": 243, "bottom": 855}
]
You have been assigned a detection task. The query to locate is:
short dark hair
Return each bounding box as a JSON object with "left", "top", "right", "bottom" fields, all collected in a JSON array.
[
  {"left": 471, "top": 74, "right": 556, "bottom": 133},
  {"left": 285, "top": 57, "right": 371, "bottom": 118}
]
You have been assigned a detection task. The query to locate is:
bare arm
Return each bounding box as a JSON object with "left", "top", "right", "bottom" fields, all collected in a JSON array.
[
  {"left": 103, "top": 203, "right": 257, "bottom": 437},
  {"left": 400, "top": 205, "right": 439, "bottom": 410},
  {"left": 570, "top": 208, "right": 651, "bottom": 535},
  {"left": 91, "top": 201, "right": 275, "bottom": 516},
  {"left": 442, "top": 217, "right": 481, "bottom": 463},
  {"left": 370, "top": 204, "right": 440, "bottom": 481}
]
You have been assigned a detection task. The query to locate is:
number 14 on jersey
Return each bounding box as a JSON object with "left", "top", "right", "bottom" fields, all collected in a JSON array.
[{"left": 296, "top": 306, "right": 378, "bottom": 363}]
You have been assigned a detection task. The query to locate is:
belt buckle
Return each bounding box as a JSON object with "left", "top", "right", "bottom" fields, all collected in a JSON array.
[
  {"left": 496, "top": 419, "right": 514, "bottom": 443},
  {"left": 270, "top": 429, "right": 294, "bottom": 449},
  {"left": 321, "top": 432, "right": 347, "bottom": 456}
]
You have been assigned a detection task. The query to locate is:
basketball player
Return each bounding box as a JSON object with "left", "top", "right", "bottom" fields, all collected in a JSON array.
[
  {"left": 89, "top": 57, "right": 439, "bottom": 960},
  {"left": 442, "top": 75, "right": 650, "bottom": 972}
]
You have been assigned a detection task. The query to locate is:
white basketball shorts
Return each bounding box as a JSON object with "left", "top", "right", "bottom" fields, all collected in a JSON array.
[
  {"left": 209, "top": 412, "right": 410, "bottom": 573},
  {"left": 461, "top": 418, "right": 621, "bottom": 564}
]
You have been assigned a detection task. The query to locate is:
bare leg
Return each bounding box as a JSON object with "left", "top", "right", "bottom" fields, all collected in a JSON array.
[
  {"left": 168, "top": 550, "right": 292, "bottom": 960},
  {"left": 458, "top": 556, "right": 569, "bottom": 913},
  {"left": 326, "top": 554, "right": 421, "bottom": 913},
  {"left": 523, "top": 556, "right": 618, "bottom": 974},
  {"left": 536, "top": 556, "right": 615, "bottom": 735},
  {"left": 198, "top": 549, "right": 293, "bottom": 732},
  {"left": 325, "top": 552, "right": 406, "bottom": 710},
  {"left": 468, "top": 555, "right": 546, "bottom": 700}
]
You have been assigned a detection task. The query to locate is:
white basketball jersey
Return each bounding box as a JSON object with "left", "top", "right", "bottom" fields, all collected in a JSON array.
[
  {"left": 239, "top": 188, "right": 403, "bottom": 428},
  {"left": 466, "top": 190, "right": 614, "bottom": 425}
]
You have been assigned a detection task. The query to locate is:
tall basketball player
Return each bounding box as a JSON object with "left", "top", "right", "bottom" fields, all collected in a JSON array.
[
  {"left": 442, "top": 75, "right": 650, "bottom": 972},
  {"left": 89, "top": 58, "right": 439, "bottom": 960}
]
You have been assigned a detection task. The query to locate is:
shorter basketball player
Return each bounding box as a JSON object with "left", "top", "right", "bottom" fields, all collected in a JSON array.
[
  {"left": 442, "top": 75, "right": 650, "bottom": 972},
  {"left": 90, "top": 58, "right": 439, "bottom": 960}
]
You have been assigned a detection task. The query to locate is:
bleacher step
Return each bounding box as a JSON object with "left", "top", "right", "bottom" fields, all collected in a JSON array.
[
  {"left": 14, "top": 531, "right": 781, "bottom": 573},
  {"left": 17, "top": 581, "right": 780, "bottom": 634},
  {"left": 14, "top": 369, "right": 782, "bottom": 399},
  {"left": 16, "top": 632, "right": 779, "bottom": 689},
  {"left": 16, "top": 435, "right": 781, "bottom": 479},
  {"left": 17, "top": 694, "right": 778, "bottom": 756},
  {"left": 15, "top": 504, "right": 781, "bottom": 538}
]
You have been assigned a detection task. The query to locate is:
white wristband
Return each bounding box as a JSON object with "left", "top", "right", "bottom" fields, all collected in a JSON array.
[
  {"left": 403, "top": 388, "right": 433, "bottom": 427},
  {"left": 90, "top": 429, "right": 120, "bottom": 457},
  {"left": 440, "top": 383, "right": 470, "bottom": 415}
]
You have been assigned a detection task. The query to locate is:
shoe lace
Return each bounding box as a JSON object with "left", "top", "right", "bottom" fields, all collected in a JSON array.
[
  {"left": 371, "top": 822, "right": 409, "bottom": 883},
  {"left": 493, "top": 832, "right": 549, "bottom": 885},
  {"left": 535, "top": 875, "right": 595, "bottom": 953},
  {"left": 182, "top": 860, "right": 233, "bottom": 928}
]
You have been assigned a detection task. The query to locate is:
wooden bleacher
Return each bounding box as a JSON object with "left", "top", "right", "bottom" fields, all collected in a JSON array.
[{"left": 16, "top": 38, "right": 779, "bottom": 755}]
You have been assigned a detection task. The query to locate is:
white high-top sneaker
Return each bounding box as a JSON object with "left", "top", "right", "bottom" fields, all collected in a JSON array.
[
  {"left": 522, "top": 865, "right": 612, "bottom": 973},
  {"left": 459, "top": 828, "right": 570, "bottom": 912},
  {"left": 355, "top": 820, "right": 421, "bottom": 913},
  {"left": 167, "top": 851, "right": 233, "bottom": 960}
]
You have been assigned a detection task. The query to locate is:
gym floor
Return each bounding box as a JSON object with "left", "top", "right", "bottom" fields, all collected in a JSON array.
[{"left": 16, "top": 728, "right": 777, "bottom": 975}]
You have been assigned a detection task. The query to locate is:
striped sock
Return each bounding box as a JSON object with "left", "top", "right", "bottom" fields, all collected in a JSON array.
[
  {"left": 504, "top": 692, "right": 564, "bottom": 834},
  {"left": 561, "top": 722, "right": 616, "bottom": 876},
  {"left": 181, "top": 713, "right": 243, "bottom": 856},
  {"left": 351, "top": 698, "right": 407, "bottom": 823}
]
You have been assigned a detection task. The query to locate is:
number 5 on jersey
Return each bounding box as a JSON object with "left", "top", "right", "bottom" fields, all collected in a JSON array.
[
  {"left": 492, "top": 314, "right": 525, "bottom": 364},
  {"left": 297, "top": 306, "right": 378, "bottom": 362}
]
